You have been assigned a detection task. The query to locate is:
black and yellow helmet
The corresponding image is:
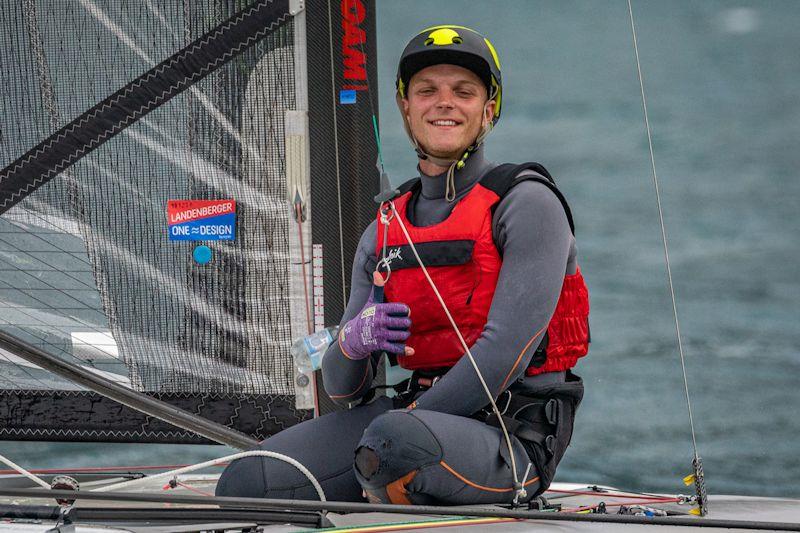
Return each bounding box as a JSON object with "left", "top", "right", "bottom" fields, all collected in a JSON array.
[{"left": 396, "top": 25, "right": 502, "bottom": 125}]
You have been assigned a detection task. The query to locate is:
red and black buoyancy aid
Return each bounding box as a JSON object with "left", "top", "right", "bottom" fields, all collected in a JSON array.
[{"left": 376, "top": 162, "right": 590, "bottom": 375}]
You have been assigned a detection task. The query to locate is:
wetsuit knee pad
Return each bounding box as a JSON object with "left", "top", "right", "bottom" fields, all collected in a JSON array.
[
  {"left": 216, "top": 455, "right": 265, "bottom": 498},
  {"left": 354, "top": 410, "right": 442, "bottom": 504}
]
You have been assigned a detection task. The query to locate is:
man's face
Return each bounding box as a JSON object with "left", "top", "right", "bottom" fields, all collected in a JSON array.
[{"left": 402, "top": 64, "right": 495, "bottom": 161}]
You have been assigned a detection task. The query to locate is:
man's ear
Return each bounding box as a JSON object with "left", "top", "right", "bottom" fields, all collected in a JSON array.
[
  {"left": 483, "top": 99, "right": 497, "bottom": 127},
  {"left": 401, "top": 97, "right": 410, "bottom": 121}
]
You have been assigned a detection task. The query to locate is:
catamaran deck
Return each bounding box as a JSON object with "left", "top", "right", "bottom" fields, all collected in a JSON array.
[{"left": 1, "top": 480, "right": 799, "bottom": 532}]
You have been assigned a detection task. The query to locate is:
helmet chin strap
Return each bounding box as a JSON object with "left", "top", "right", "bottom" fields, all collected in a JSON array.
[{"left": 398, "top": 91, "right": 497, "bottom": 202}]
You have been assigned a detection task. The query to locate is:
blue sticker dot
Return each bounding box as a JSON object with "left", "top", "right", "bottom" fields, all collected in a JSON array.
[
  {"left": 340, "top": 89, "right": 357, "bottom": 104},
  {"left": 193, "top": 245, "right": 212, "bottom": 265}
]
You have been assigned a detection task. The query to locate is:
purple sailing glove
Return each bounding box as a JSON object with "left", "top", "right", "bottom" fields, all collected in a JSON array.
[{"left": 338, "top": 272, "right": 414, "bottom": 360}]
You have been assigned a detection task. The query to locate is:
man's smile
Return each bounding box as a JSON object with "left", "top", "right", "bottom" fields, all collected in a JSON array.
[{"left": 428, "top": 118, "right": 462, "bottom": 129}]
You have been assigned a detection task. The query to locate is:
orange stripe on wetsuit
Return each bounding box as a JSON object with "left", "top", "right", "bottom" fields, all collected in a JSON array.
[{"left": 439, "top": 460, "right": 540, "bottom": 493}]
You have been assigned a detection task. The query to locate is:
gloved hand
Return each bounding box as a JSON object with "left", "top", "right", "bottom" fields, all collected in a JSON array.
[{"left": 338, "top": 272, "right": 414, "bottom": 360}]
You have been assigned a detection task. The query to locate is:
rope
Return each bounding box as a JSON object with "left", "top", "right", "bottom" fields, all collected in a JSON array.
[
  {"left": 385, "top": 202, "right": 530, "bottom": 504},
  {"left": 92, "top": 450, "right": 326, "bottom": 502},
  {"left": 626, "top": 0, "right": 700, "bottom": 461},
  {"left": 296, "top": 201, "right": 314, "bottom": 334},
  {"left": 363, "top": 19, "right": 526, "bottom": 505},
  {"left": 0, "top": 453, "right": 50, "bottom": 489},
  {"left": 326, "top": 0, "right": 348, "bottom": 307},
  {"left": 164, "top": 480, "right": 215, "bottom": 497}
]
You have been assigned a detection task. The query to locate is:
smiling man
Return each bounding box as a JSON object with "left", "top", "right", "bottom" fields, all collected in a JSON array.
[
  {"left": 217, "top": 25, "right": 590, "bottom": 506},
  {"left": 402, "top": 63, "right": 490, "bottom": 167}
]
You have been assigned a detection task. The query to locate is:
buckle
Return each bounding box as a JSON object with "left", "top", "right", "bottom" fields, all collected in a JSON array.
[
  {"left": 545, "top": 434, "right": 556, "bottom": 457},
  {"left": 544, "top": 399, "right": 559, "bottom": 426},
  {"left": 498, "top": 390, "right": 512, "bottom": 415}
]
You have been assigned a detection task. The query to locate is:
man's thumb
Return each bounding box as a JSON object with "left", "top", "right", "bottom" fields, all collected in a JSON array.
[{"left": 371, "top": 271, "right": 385, "bottom": 304}]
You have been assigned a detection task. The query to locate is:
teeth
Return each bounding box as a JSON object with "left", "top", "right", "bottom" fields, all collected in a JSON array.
[{"left": 432, "top": 120, "right": 457, "bottom": 126}]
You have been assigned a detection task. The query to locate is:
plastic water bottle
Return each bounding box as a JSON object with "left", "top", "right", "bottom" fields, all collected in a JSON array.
[{"left": 291, "top": 326, "right": 339, "bottom": 373}]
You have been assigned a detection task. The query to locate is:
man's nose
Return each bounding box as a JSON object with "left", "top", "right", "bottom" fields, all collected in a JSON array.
[{"left": 435, "top": 89, "right": 455, "bottom": 109}]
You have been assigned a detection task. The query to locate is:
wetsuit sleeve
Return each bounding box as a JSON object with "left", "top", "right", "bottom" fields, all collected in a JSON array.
[
  {"left": 410, "top": 180, "right": 573, "bottom": 416},
  {"left": 321, "top": 220, "right": 382, "bottom": 405}
]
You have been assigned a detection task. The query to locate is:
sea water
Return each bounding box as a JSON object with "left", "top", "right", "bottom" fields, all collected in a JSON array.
[{"left": 376, "top": 0, "right": 800, "bottom": 498}]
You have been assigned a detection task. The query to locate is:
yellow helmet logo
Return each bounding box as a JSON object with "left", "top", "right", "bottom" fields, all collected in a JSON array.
[{"left": 424, "top": 28, "right": 463, "bottom": 46}]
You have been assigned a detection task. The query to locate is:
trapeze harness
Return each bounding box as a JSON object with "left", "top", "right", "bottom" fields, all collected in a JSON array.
[{"left": 376, "top": 162, "right": 590, "bottom": 490}]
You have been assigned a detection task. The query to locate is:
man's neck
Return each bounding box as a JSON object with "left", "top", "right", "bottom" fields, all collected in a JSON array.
[
  {"left": 417, "top": 145, "right": 491, "bottom": 200},
  {"left": 418, "top": 158, "right": 450, "bottom": 177}
]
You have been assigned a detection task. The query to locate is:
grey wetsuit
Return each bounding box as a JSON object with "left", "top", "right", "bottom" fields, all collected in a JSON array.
[{"left": 216, "top": 146, "right": 581, "bottom": 504}]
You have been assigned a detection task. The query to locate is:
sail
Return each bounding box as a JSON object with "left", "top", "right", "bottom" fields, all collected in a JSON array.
[{"left": 0, "top": 0, "right": 378, "bottom": 443}]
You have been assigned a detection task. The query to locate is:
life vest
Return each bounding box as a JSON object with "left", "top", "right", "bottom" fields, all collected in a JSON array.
[{"left": 376, "top": 163, "right": 590, "bottom": 375}]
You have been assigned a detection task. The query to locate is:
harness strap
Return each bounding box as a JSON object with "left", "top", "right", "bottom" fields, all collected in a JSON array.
[{"left": 479, "top": 162, "right": 575, "bottom": 234}]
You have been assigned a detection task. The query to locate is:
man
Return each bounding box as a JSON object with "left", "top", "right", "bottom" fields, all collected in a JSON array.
[{"left": 217, "top": 25, "right": 589, "bottom": 505}]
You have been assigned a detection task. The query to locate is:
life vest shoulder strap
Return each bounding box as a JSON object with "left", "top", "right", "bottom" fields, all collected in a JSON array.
[
  {"left": 392, "top": 177, "right": 420, "bottom": 199},
  {"left": 480, "top": 162, "right": 575, "bottom": 235}
]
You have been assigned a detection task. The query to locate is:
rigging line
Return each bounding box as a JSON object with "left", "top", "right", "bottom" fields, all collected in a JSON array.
[
  {"left": 0, "top": 323, "right": 132, "bottom": 392},
  {"left": 212, "top": 0, "right": 226, "bottom": 174},
  {"left": 0, "top": 331, "right": 76, "bottom": 390},
  {"left": 0, "top": 236, "right": 130, "bottom": 345},
  {"left": 0, "top": 453, "right": 50, "bottom": 489},
  {"left": 0, "top": 369, "right": 26, "bottom": 389},
  {"left": 295, "top": 201, "right": 314, "bottom": 334},
  {"left": 0, "top": 307, "right": 115, "bottom": 364},
  {"left": 0, "top": 213, "right": 269, "bottom": 341},
  {"left": 626, "top": 0, "right": 699, "bottom": 459},
  {"left": 354, "top": 34, "right": 385, "bottom": 173},
  {"left": 0, "top": 355, "right": 53, "bottom": 392},
  {"left": 387, "top": 202, "right": 528, "bottom": 503},
  {"left": 0, "top": 317, "right": 118, "bottom": 378},
  {"left": 364, "top": 34, "right": 525, "bottom": 501},
  {"left": 94, "top": 450, "right": 326, "bottom": 503},
  {"left": 545, "top": 488, "right": 678, "bottom": 501},
  {"left": 10, "top": 489, "right": 800, "bottom": 531},
  {"left": 0, "top": 216, "right": 92, "bottom": 268},
  {"left": 0, "top": 207, "right": 84, "bottom": 239},
  {"left": 564, "top": 497, "right": 682, "bottom": 514},
  {"left": 326, "top": 0, "right": 348, "bottom": 308},
  {"left": 0, "top": 217, "right": 98, "bottom": 273},
  {"left": 0, "top": 266, "right": 99, "bottom": 315},
  {"left": 0, "top": 303, "right": 106, "bottom": 391},
  {"left": 166, "top": 480, "right": 214, "bottom": 497},
  {"left": 0, "top": 464, "right": 197, "bottom": 475}
]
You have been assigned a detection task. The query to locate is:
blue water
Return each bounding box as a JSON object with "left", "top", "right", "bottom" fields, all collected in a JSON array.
[
  {"left": 5, "top": 1, "right": 799, "bottom": 500},
  {"left": 376, "top": 0, "right": 800, "bottom": 498}
]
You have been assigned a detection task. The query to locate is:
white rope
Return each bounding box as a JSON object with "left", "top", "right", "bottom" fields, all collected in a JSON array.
[
  {"left": 92, "top": 451, "right": 326, "bottom": 502},
  {"left": 0, "top": 453, "right": 51, "bottom": 489},
  {"left": 386, "top": 202, "right": 530, "bottom": 503}
]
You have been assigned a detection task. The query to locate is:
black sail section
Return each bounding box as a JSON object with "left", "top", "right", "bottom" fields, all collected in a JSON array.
[
  {"left": 0, "top": 0, "right": 346, "bottom": 443},
  {"left": 307, "top": 1, "right": 381, "bottom": 415},
  {"left": 0, "top": 0, "right": 291, "bottom": 212},
  {"left": 0, "top": 390, "right": 301, "bottom": 444}
]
